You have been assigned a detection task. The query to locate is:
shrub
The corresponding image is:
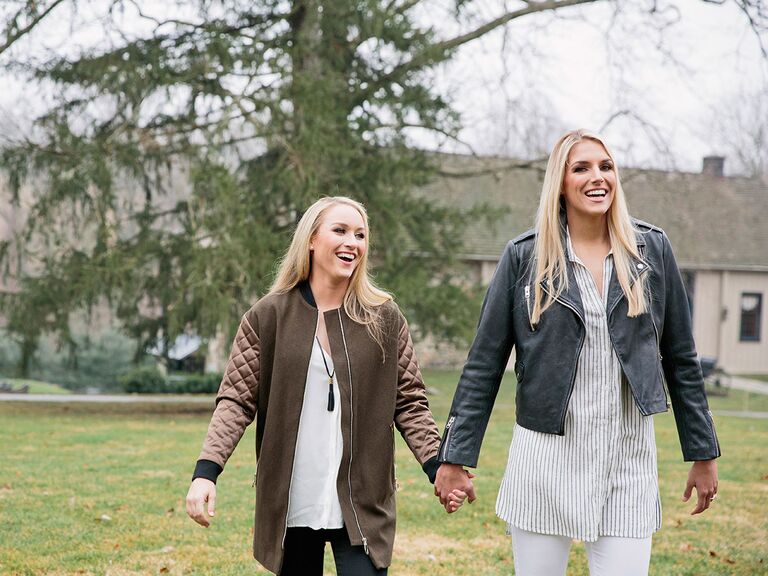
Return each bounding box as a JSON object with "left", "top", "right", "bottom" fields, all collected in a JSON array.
[
  {"left": 120, "top": 367, "right": 167, "bottom": 394},
  {"left": 167, "top": 373, "right": 221, "bottom": 394}
]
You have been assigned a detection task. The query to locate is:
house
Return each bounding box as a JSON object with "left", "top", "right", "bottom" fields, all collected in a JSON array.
[
  {"left": 148, "top": 333, "right": 206, "bottom": 374},
  {"left": 2, "top": 154, "right": 767, "bottom": 375},
  {"left": 418, "top": 154, "right": 768, "bottom": 374}
]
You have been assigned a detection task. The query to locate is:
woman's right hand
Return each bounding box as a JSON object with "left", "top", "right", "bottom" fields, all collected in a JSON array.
[{"left": 186, "top": 477, "right": 217, "bottom": 527}]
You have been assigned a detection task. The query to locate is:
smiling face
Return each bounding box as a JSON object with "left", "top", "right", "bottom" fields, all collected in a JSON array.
[
  {"left": 309, "top": 203, "right": 368, "bottom": 287},
  {"left": 561, "top": 139, "right": 616, "bottom": 222}
]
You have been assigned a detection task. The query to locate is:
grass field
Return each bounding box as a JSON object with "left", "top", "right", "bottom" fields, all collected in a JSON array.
[
  {"left": 0, "top": 378, "right": 71, "bottom": 395},
  {"left": 1, "top": 370, "right": 766, "bottom": 575}
]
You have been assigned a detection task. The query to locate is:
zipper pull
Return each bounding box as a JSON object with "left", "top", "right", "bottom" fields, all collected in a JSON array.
[
  {"left": 524, "top": 284, "right": 535, "bottom": 331},
  {"left": 440, "top": 415, "right": 456, "bottom": 461}
]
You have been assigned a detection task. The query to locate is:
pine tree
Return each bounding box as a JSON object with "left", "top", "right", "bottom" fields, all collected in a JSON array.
[{"left": 0, "top": 1, "right": 765, "bottom": 374}]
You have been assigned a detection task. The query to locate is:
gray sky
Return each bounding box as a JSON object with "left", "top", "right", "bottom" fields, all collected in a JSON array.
[
  {"left": 1, "top": 1, "right": 766, "bottom": 175},
  {"left": 435, "top": 1, "right": 767, "bottom": 174}
]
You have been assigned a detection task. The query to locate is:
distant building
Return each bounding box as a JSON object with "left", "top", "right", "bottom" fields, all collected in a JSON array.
[
  {"left": 419, "top": 154, "right": 768, "bottom": 374},
  {"left": 2, "top": 155, "right": 766, "bottom": 374}
]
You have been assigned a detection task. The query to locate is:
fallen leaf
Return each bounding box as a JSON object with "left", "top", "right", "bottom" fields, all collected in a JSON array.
[
  {"left": 725, "top": 558, "right": 736, "bottom": 565},
  {"left": 709, "top": 550, "right": 718, "bottom": 558},
  {"left": 159, "top": 567, "right": 169, "bottom": 574},
  {"left": 166, "top": 508, "right": 175, "bottom": 516}
]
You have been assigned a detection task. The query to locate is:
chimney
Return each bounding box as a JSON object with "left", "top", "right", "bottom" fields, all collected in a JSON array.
[{"left": 702, "top": 155, "right": 725, "bottom": 177}]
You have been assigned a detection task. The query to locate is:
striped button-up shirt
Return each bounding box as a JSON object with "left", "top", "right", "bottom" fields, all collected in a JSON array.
[{"left": 496, "top": 234, "right": 661, "bottom": 541}]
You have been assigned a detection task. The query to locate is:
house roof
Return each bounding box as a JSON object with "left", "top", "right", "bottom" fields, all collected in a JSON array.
[
  {"left": 149, "top": 334, "right": 202, "bottom": 360},
  {"left": 419, "top": 154, "right": 768, "bottom": 270}
]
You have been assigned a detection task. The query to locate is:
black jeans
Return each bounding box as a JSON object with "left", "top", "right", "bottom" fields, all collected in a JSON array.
[{"left": 280, "top": 527, "right": 387, "bottom": 576}]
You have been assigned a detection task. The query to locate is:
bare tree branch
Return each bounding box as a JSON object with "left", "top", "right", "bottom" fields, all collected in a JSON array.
[
  {"left": 732, "top": 0, "right": 768, "bottom": 57},
  {"left": 352, "top": 0, "right": 601, "bottom": 106},
  {"left": 438, "top": 157, "right": 547, "bottom": 179},
  {"left": 0, "top": 0, "right": 67, "bottom": 57}
]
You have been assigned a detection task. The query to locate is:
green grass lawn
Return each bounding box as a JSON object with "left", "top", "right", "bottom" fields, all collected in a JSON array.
[
  {"left": 0, "top": 370, "right": 766, "bottom": 575},
  {"left": 706, "top": 387, "right": 768, "bottom": 413},
  {"left": 741, "top": 374, "right": 768, "bottom": 384},
  {"left": 0, "top": 378, "right": 71, "bottom": 395}
]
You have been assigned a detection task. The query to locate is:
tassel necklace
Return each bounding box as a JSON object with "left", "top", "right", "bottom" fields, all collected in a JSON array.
[{"left": 316, "top": 337, "right": 335, "bottom": 412}]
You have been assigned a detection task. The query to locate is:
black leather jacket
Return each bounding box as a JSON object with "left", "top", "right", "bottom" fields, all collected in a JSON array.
[{"left": 438, "top": 219, "right": 721, "bottom": 467}]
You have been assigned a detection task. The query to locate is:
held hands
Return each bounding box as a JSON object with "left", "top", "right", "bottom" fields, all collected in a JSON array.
[
  {"left": 186, "top": 477, "right": 217, "bottom": 527},
  {"left": 435, "top": 463, "right": 477, "bottom": 514},
  {"left": 683, "top": 459, "right": 718, "bottom": 515}
]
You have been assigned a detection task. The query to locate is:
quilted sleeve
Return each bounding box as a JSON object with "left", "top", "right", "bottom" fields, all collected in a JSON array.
[
  {"left": 394, "top": 316, "right": 441, "bottom": 466},
  {"left": 197, "top": 312, "right": 260, "bottom": 470}
]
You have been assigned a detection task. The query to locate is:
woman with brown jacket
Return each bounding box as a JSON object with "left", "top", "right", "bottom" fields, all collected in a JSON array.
[{"left": 185, "top": 196, "right": 460, "bottom": 575}]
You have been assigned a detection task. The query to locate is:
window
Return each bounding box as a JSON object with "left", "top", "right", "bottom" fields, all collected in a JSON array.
[{"left": 740, "top": 293, "right": 762, "bottom": 342}]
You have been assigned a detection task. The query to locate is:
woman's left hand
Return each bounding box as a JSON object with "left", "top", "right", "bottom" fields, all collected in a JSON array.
[
  {"left": 445, "top": 489, "right": 468, "bottom": 514},
  {"left": 682, "top": 459, "right": 718, "bottom": 515}
]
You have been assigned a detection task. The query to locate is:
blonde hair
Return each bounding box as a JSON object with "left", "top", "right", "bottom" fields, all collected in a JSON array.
[
  {"left": 530, "top": 129, "right": 647, "bottom": 324},
  {"left": 269, "top": 196, "right": 393, "bottom": 353}
]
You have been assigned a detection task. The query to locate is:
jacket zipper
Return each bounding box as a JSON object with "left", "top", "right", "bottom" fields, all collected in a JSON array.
[
  {"left": 524, "top": 284, "right": 535, "bottom": 331},
  {"left": 338, "top": 309, "right": 369, "bottom": 555},
  {"left": 391, "top": 422, "right": 397, "bottom": 490},
  {"left": 541, "top": 282, "right": 585, "bottom": 433},
  {"left": 706, "top": 409, "right": 720, "bottom": 452},
  {"left": 280, "top": 315, "right": 321, "bottom": 551},
  {"left": 649, "top": 314, "right": 670, "bottom": 409},
  {"left": 281, "top": 431, "right": 298, "bottom": 551},
  {"left": 439, "top": 415, "right": 455, "bottom": 461}
]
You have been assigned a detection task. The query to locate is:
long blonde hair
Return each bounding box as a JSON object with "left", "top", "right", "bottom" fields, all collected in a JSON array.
[
  {"left": 530, "top": 129, "right": 647, "bottom": 324},
  {"left": 269, "top": 196, "right": 393, "bottom": 352}
]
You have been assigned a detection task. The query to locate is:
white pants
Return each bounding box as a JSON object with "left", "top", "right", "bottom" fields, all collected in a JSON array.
[{"left": 510, "top": 527, "right": 652, "bottom": 576}]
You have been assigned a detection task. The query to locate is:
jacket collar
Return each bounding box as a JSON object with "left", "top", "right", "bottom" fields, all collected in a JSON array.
[{"left": 298, "top": 280, "right": 317, "bottom": 308}]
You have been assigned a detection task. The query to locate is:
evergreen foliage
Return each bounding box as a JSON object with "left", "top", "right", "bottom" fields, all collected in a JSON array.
[
  {"left": 1, "top": 1, "right": 764, "bottom": 374},
  {"left": 0, "top": 1, "right": 500, "bottom": 372}
]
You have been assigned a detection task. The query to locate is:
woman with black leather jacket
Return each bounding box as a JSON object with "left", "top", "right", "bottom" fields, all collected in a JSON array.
[{"left": 434, "top": 129, "right": 720, "bottom": 576}]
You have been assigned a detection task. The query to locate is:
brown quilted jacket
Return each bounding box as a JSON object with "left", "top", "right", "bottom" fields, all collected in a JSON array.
[{"left": 195, "top": 286, "right": 440, "bottom": 573}]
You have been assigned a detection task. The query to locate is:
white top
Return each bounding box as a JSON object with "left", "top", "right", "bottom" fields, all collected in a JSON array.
[
  {"left": 495, "top": 233, "right": 661, "bottom": 541},
  {"left": 287, "top": 334, "right": 345, "bottom": 529}
]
